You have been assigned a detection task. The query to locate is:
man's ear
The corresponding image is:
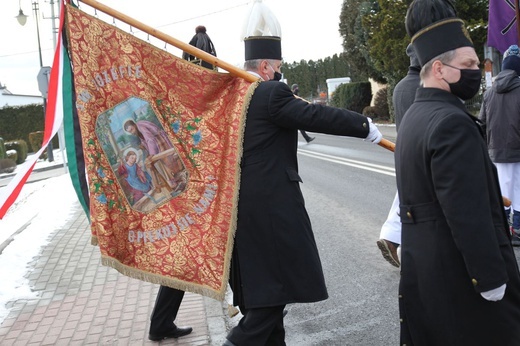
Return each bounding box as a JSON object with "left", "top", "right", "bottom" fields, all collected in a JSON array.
[
  {"left": 260, "top": 59, "right": 268, "bottom": 72},
  {"left": 431, "top": 60, "right": 444, "bottom": 80}
]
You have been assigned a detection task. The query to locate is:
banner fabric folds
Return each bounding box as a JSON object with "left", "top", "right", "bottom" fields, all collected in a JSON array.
[
  {"left": 488, "top": 0, "right": 519, "bottom": 54},
  {"left": 64, "top": 4, "right": 257, "bottom": 299}
]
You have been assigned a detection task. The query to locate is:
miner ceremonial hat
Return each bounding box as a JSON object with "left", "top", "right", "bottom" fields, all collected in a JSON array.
[
  {"left": 243, "top": 0, "right": 282, "bottom": 61},
  {"left": 244, "top": 36, "right": 282, "bottom": 60},
  {"left": 411, "top": 18, "right": 473, "bottom": 66}
]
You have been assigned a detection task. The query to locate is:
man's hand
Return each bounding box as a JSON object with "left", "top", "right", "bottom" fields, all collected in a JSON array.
[{"left": 364, "top": 117, "right": 383, "bottom": 144}]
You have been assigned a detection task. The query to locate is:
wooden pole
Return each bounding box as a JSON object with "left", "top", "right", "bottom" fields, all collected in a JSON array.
[
  {"left": 379, "top": 138, "right": 395, "bottom": 152},
  {"left": 76, "top": 0, "right": 395, "bottom": 152},
  {"left": 78, "top": 0, "right": 257, "bottom": 82},
  {"left": 517, "top": 0, "right": 520, "bottom": 46}
]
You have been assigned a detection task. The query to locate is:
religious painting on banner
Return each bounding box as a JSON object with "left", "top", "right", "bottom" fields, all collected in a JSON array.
[{"left": 63, "top": 4, "right": 258, "bottom": 299}]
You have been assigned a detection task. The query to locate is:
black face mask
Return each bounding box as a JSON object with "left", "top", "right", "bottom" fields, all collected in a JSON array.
[
  {"left": 443, "top": 64, "right": 481, "bottom": 100},
  {"left": 271, "top": 71, "right": 282, "bottom": 82},
  {"left": 268, "top": 64, "right": 282, "bottom": 82}
]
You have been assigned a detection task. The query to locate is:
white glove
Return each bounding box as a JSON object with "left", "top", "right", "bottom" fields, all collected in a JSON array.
[
  {"left": 480, "top": 283, "right": 506, "bottom": 301},
  {"left": 364, "top": 117, "right": 383, "bottom": 144}
]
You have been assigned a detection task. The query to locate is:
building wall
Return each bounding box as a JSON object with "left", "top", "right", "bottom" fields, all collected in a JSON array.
[{"left": 0, "top": 93, "right": 43, "bottom": 108}]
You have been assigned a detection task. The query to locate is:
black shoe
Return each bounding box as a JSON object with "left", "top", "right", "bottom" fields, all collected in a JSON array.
[
  {"left": 306, "top": 137, "right": 315, "bottom": 143},
  {"left": 148, "top": 326, "right": 193, "bottom": 341}
]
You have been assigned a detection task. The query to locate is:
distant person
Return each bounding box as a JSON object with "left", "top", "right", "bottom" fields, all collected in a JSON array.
[
  {"left": 479, "top": 44, "right": 520, "bottom": 246},
  {"left": 291, "top": 84, "right": 315, "bottom": 143},
  {"left": 377, "top": 44, "right": 421, "bottom": 267},
  {"left": 182, "top": 25, "right": 217, "bottom": 70}
]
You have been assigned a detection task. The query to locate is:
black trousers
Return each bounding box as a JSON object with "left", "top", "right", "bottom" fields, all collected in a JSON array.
[
  {"left": 149, "top": 285, "right": 185, "bottom": 334},
  {"left": 299, "top": 130, "right": 313, "bottom": 142},
  {"left": 226, "top": 305, "right": 286, "bottom": 346}
]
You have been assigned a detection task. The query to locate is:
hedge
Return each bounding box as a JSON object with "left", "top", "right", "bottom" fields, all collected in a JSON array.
[
  {"left": 5, "top": 139, "right": 28, "bottom": 164},
  {"left": 0, "top": 137, "right": 5, "bottom": 159},
  {"left": 0, "top": 104, "right": 59, "bottom": 151},
  {"left": 330, "top": 82, "right": 372, "bottom": 114}
]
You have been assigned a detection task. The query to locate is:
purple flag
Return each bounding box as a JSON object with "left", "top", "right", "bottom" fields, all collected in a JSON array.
[{"left": 488, "top": 0, "right": 519, "bottom": 54}]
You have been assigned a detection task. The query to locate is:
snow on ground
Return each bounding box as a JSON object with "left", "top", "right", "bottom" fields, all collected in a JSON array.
[{"left": 0, "top": 151, "right": 77, "bottom": 322}]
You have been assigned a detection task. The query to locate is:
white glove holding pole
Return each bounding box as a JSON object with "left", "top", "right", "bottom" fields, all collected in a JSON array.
[
  {"left": 364, "top": 117, "right": 383, "bottom": 144},
  {"left": 480, "top": 283, "right": 506, "bottom": 301}
]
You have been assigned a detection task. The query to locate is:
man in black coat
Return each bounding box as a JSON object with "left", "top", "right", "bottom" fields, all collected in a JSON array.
[
  {"left": 182, "top": 25, "right": 217, "bottom": 70},
  {"left": 224, "top": 35, "right": 383, "bottom": 345},
  {"left": 396, "top": 17, "right": 520, "bottom": 345}
]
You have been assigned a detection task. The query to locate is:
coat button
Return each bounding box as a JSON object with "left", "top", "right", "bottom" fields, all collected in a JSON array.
[
  {"left": 472, "top": 278, "right": 478, "bottom": 286},
  {"left": 399, "top": 295, "right": 403, "bottom": 298},
  {"left": 400, "top": 318, "right": 403, "bottom": 323},
  {"left": 406, "top": 211, "right": 412, "bottom": 219},
  {"left": 363, "top": 123, "right": 367, "bottom": 128}
]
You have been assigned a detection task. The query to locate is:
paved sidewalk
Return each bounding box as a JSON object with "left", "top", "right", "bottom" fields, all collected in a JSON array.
[{"left": 0, "top": 202, "right": 229, "bottom": 345}]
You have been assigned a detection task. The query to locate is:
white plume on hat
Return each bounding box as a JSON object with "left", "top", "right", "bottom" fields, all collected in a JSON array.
[{"left": 241, "top": 0, "right": 282, "bottom": 39}]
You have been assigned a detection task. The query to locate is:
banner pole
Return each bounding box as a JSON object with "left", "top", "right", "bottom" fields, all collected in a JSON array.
[
  {"left": 76, "top": 0, "right": 395, "bottom": 152},
  {"left": 77, "top": 0, "right": 257, "bottom": 82},
  {"left": 517, "top": 0, "right": 520, "bottom": 45}
]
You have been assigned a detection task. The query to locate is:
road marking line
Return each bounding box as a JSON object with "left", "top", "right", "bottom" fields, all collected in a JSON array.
[{"left": 298, "top": 149, "right": 395, "bottom": 177}]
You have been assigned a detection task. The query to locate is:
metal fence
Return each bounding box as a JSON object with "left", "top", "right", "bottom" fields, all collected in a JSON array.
[{"left": 465, "top": 92, "right": 483, "bottom": 116}]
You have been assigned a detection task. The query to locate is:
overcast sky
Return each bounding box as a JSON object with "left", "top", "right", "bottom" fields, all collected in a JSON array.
[{"left": 1, "top": 0, "right": 345, "bottom": 96}]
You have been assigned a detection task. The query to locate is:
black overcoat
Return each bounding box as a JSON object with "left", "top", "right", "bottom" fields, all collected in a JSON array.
[
  {"left": 230, "top": 81, "right": 370, "bottom": 309},
  {"left": 396, "top": 87, "right": 520, "bottom": 345}
]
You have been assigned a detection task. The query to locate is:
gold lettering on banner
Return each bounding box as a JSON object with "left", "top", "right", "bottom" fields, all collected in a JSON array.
[
  {"left": 92, "top": 64, "right": 142, "bottom": 90},
  {"left": 76, "top": 65, "right": 143, "bottom": 110},
  {"left": 76, "top": 90, "right": 93, "bottom": 111},
  {"left": 193, "top": 177, "right": 217, "bottom": 214},
  {"left": 126, "top": 175, "right": 218, "bottom": 244},
  {"left": 127, "top": 214, "right": 196, "bottom": 243}
]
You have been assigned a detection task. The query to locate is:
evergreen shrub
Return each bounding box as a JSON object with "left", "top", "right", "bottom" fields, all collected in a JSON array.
[
  {"left": 330, "top": 82, "right": 372, "bottom": 114},
  {"left": 28, "top": 131, "right": 47, "bottom": 160},
  {"left": 373, "top": 87, "right": 390, "bottom": 121},
  {"left": 6, "top": 150, "right": 17, "bottom": 163},
  {"left": 5, "top": 139, "right": 28, "bottom": 164},
  {"left": 0, "top": 158, "right": 16, "bottom": 174},
  {"left": 0, "top": 137, "right": 5, "bottom": 159}
]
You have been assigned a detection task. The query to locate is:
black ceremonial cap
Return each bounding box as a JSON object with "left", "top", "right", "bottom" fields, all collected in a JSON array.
[
  {"left": 411, "top": 18, "right": 473, "bottom": 66},
  {"left": 244, "top": 36, "right": 282, "bottom": 60}
]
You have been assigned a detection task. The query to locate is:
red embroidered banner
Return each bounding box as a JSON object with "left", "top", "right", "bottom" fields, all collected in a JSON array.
[{"left": 64, "top": 4, "right": 256, "bottom": 299}]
